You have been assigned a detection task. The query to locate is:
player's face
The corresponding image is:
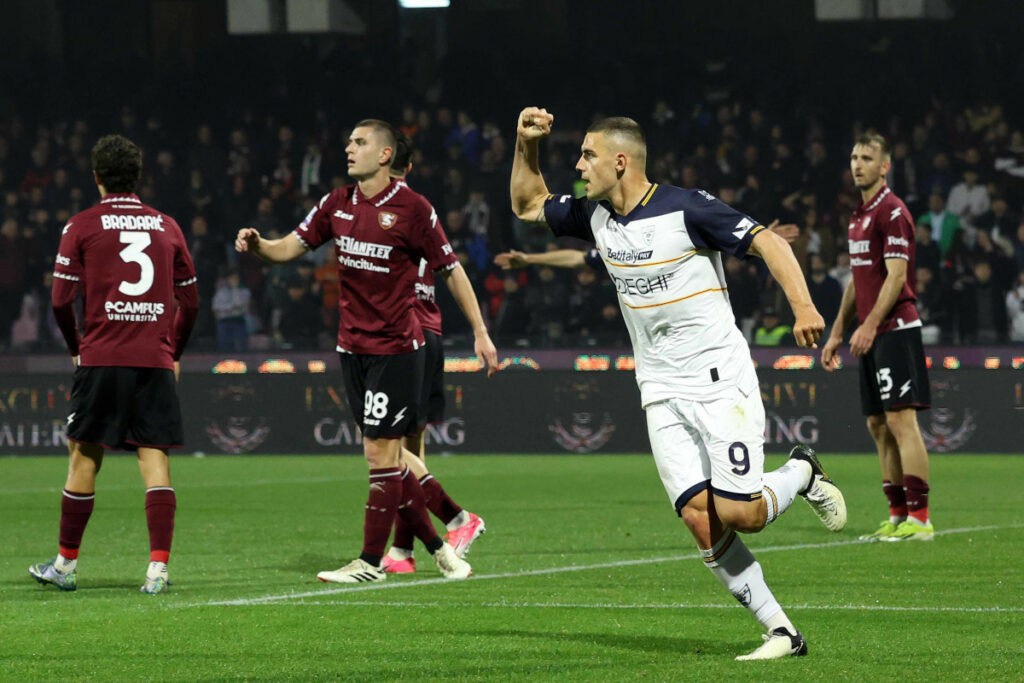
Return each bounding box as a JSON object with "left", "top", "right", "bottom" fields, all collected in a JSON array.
[
  {"left": 850, "top": 143, "right": 890, "bottom": 191},
  {"left": 345, "top": 126, "right": 390, "bottom": 180},
  {"left": 576, "top": 133, "right": 619, "bottom": 200}
]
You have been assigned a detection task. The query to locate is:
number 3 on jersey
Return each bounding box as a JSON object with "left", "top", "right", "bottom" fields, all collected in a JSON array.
[{"left": 118, "top": 232, "right": 154, "bottom": 296}]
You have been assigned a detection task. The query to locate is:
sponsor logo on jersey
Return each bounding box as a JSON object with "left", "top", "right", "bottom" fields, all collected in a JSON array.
[
  {"left": 56, "top": 254, "right": 71, "bottom": 266},
  {"left": 62, "top": 223, "right": 72, "bottom": 235},
  {"left": 610, "top": 272, "right": 672, "bottom": 296},
  {"left": 378, "top": 211, "right": 398, "bottom": 229},
  {"left": 850, "top": 240, "right": 871, "bottom": 255},
  {"left": 887, "top": 236, "right": 909, "bottom": 247},
  {"left": 732, "top": 217, "right": 755, "bottom": 240},
  {"left": 415, "top": 281, "right": 435, "bottom": 301},
  {"left": 335, "top": 235, "right": 394, "bottom": 260},
  {"left": 697, "top": 189, "right": 716, "bottom": 201},
  {"left": 100, "top": 214, "right": 164, "bottom": 231},
  {"left": 606, "top": 248, "right": 654, "bottom": 263},
  {"left": 333, "top": 210, "right": 354, "bottom": 221},
  {"left": 104, "top": 300, "right": 165, "bottom": 322},
  {"left": 890, "top": 207, "right": 903, "bottom": 221}
]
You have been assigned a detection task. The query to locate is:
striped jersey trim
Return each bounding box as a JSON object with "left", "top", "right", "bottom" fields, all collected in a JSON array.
[
  {"left": 175, "top": 277, "right": 197, "bottom": 287},
  {"left": 146, "top": 486, "right": 175, "bottom": 493},
  {"left": 604, "top": 250, "right": 696, "bottom": 269},
  {"left": 62, "top": 490, "right": 95, "bottom": 501},
  {"left": 622, "top": 286, "right": 726, "bottom": 310},
  {"left": 640, "top": 184, "right": 659, "bottom": 206},
  {"left": 54, "top": 272, "right": 80, "bottom": 282}
]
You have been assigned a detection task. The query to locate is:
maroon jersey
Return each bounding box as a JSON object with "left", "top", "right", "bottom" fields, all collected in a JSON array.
[
  {"left": 294, "top": 179, "right": 457, "bottom": 354},
  {"left": 53, "top": 194, "right": 197, "bottom": 369},
  {"left": 413, "top": 258, "right": 443, "bottom": 335},
  {"left": 848, "top": 185, "right": 920, "bottom": 334}
]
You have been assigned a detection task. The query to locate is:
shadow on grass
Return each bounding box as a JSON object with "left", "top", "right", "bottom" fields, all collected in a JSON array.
[{"left": 469, "top": 627, "right": 740, "bottom": 657}]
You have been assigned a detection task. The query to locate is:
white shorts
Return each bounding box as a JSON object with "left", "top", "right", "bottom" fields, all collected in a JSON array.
[{"left": 645, "top": 383, "right": 766, "bottom": 515}]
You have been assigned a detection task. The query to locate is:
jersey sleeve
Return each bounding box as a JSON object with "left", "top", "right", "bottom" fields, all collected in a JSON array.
[
  {"left": 881, "top": 204, "right": 914, "bottom": 261},
  {"left": 543, "top": 194, "right": 596, "bottom": 243},
  {"left": 170, "top": 219, "right": 198, "bottom": 285},
  {"left": 53, "top": 220, "right": 83, "bottom": 284},
  {"left": 416, "top": 200, "right": 459, "bottom": 273},
  {"left": 583, "top": 247, "right": 603, "bottom": 271},
  {"left": 292, "top": 191, "right": 336, "bottom": 251},
  {"left": 683, "top": 193, "right": 765, "bottom": 259}
]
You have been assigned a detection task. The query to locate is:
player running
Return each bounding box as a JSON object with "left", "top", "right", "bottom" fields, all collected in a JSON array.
[
  {"left": 381, "top": 132, "right": 487, "bottom": 573},
  {"left": 822, "top": 133, "right": 934, "bottom": 542},
  {"left": 236, "top": 119, "right": 497, "bottom": 584},
  {"left": 30, "top": 134, "right": 199, "bottom": 594},
  {"left": 509, "top": 107, "right": 846, "bottom": 660}
]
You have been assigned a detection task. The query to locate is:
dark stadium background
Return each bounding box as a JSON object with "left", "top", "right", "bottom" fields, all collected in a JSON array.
[{"left": 1, "top": 0, "right": 1022, "bottom": 454}]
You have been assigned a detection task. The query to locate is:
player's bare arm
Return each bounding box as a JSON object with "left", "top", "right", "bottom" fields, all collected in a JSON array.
[
  {"left": 748, "top": 229, "right": 825, "bottom": 348},
  {"left": 822, "top": 279, "right": 857, "bottom": 371},
  {"left": 440, "top": 264, "right": 499, "bottom": 377},
  {"left": 494, "top": 249, "right": 585, "bottom": 270},
  {"left": 234, "top": 228, "right": 306, "bottom": 263},
  {"left": 849, "top": 257, "right": 908, "bottom": 357},
  {"left": 510, "top": 107, "right": 554, "bottom": 226}
]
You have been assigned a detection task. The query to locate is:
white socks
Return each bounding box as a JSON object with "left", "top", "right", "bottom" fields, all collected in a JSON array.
[
  {"left": 700, "top": 530, "right": 797, "bottom": 635},
  {"left": 387, "top": 546, "right": 414, "bottom": 561},
  {"left": 147, "top": 561, "right": 168, "bottom": 579},
  {"left": 446, "top": 510, "right": 469, "bottom": 531},
  {"left": 761, "top": 459, "right": 812, "bottom": 525},
  {"left": 55, "top": 554, "right": 77, "bottom": 573}
]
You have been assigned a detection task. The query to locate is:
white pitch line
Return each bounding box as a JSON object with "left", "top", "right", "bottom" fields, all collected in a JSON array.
[
  {"left": 263, "top": 600, "right": 1024, "bottom": 614},
  {"left": 194, "top": 524, "right": 1010, "bottom": 608}
]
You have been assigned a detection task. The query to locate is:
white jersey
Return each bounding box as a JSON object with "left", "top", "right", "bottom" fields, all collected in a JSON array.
[{"left": 545, "top": 184, "right": 766, "bottom": 407}]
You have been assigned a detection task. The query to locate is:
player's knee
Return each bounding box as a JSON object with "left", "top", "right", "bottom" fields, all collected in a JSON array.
[
  {"left": 679, "top": 505, "right": 708, "bottom": 538},
  {"left": 866, "top": 414, "right": 888, "bottom": 442},
  {"left": 884, "top": 410, "right": 919, "bottom": 441}
]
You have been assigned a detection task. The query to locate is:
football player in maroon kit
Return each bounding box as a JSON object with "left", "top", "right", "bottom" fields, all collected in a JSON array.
[
  {"left": 30, "top": 135, "right": 199, "bottom": 594},
  {"left": 235, "top": 120, "right": 498, "bottom": 583},
  {"left": 822, "top": 133, "right": 934, "bottom": 541},
  {"left": 379, "top": 132, "right": 488, "bottom": 574}
]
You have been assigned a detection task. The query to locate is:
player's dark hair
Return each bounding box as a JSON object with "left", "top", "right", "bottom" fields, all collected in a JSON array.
[
  {"left": 354, "top": 118, "right": 398, "bottom": 161},
  {"left": 855, "top": 132, "right": 891, "bottom": 160},
  {"left": 587, "top": 117, "right": 647, "bottom": 149},
  {"left": 390, "top": 131, "right": 413, "bottom": 177},
  {"left": 92, "top": 134, "right": 142, "bottom": 193}
]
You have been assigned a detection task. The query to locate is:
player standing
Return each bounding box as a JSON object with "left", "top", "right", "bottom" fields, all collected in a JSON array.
[
  {"left": 235, "top": 120, "right": 497, "bottom": 583},
  {"left": 510, "top": 108, "right": 846, "bottom": 660},
  {"left": 380, "top": 133, "right": 487, "bottom": 573},
  {"left": 822, "top": 133, "right": 933, "bottom": 542},
  {"left": 30, "top": 134, "right": 199, "bottom": 594}
]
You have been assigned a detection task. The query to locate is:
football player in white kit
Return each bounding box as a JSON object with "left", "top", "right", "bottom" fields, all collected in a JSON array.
[{"left": 509, "top": 108, "right": 847, "bottom": 661}]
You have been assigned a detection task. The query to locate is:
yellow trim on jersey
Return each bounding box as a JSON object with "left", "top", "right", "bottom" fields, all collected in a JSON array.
[
  {"left": 622, "top": 286, "right": 727, "bottom": 310},
  {"left": 640, "top": 183, "right": 659, "bottom": 206},
  {"left": 604, "top": 249, "right": 697, "bottom": 268},
  {"left": 749, "top": 224, "right": 766, "bottom": 237}
]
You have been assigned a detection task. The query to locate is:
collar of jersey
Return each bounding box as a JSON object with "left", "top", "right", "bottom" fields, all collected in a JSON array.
[
  {"left": 100, "top": 193, "right": 141, "bottom": 204},
  {"left": 855, "top": 184, "right": 891, "bottom": 214},
  {"left": 354, "top": 178, "right": 401, "bottom": 207},
  {"left": 599, "top": 183, "right": 658, "bottom": 225}
]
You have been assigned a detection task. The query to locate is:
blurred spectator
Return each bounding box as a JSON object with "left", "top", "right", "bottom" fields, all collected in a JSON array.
[
  {"left": 1006, "top": 271, "right": 1024, "bottom": 342},
  {"left": 946, "top": 163, "right": 990, "bottom": 239},
  {"left": 276, "top": 276, "right": 322, "bottom": 348},
  {"left": 918, "top": 190, "right": 961, "bottom": 258},
  {"left": 915, "top": 224, "right": 942, "bottom": 276},
  {"left": 212, "top": 270, "right": 251, "bottom": 352},
  {"left": 724, "top": 256, "right": 760, "bottom": 341},
  {"left": 0, "top": 218, "right": 27, "bottom": 347},
  {"left": 916, "top": 266, "right": 946, "bottom": 344},
  {"left": 807, "top": 254, "right": 842, "bottom": 327},
  {"left": 525, "top": 267, "right": 570, "bottom": 347},
  {"left": 753, "top": 307, "right": 794, "bottom": 346},
  {"left": 977, "top": 197, "right": 1018, "bottom": 252},
  {"left": 960, "top": 260, "right": 1007, "bottom": 344}
]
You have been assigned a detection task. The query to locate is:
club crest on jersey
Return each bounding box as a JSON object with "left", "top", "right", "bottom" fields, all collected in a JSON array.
[
  {"left": 378, "top": 211, "right": 398, "bottom": 229},
  {"left": 862, "top": 216, "right": 871, "bottom": 229},
  {"left": 642, "top": 227, "right": 655, "bottom": 246}
]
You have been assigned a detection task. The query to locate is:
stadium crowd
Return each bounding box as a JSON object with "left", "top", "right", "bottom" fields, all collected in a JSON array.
[{"left": 2, "top": 97, "right": 1023, "bottom": 353}]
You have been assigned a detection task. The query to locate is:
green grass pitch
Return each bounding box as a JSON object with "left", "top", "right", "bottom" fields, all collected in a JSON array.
[{"left": 2, "top": 453, "right": 1023, "bottom": 680}]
